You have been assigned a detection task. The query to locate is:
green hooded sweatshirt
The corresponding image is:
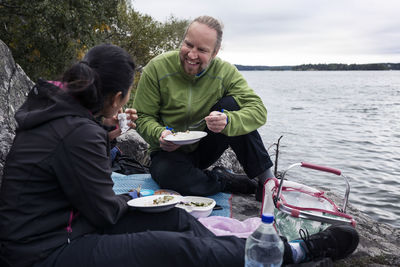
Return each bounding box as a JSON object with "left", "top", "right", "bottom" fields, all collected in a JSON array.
[{"left": 133, "top": 51, "right": 267, "bottom": 154}]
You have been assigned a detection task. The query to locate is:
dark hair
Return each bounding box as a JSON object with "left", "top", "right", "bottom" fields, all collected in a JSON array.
[{"left": 62, "top": 44, "right": 135, "bottom": 114}]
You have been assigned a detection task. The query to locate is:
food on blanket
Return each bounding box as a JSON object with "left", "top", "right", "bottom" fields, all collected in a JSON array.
[{"left": 152, "top": 195, "right": 174, "bottom": 205}]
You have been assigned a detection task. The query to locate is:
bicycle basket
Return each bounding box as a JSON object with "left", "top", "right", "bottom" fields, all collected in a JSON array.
[{"left": 261, "top": 162, "right": 356, "bottom": 241}]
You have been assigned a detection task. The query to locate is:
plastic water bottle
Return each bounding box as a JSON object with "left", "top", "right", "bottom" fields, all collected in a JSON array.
[{"left": 245, "top": 213, "right": 284, "bottom": 267}]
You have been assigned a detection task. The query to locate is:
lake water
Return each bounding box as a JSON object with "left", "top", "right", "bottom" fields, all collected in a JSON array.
[{"left": 240, "top": 71, "right": 400, "bottom": 228}]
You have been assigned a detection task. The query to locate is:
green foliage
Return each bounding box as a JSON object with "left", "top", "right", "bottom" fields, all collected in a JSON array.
[
  {"left": 110, "top": 2, "right": 188, "bottom": 107},
  {"left": 0, "top": 0, "right": 188, "bottom": 82},
  {"left": 0, "top": 0, "right": 120, "bottom": 80},
  {"left": 158, "top": 15, "right": 189, "bottom": 56},
  {"left": 112, "top": 3, "right": 188, "bottom": 68}
]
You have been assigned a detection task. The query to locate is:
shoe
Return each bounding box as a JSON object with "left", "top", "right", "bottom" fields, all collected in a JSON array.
[
  {"left": 299, "top": 225, "right": 359, "bottom": 261},
  {"left": 212, "top": 166, "right": 257, "bottom": 194}
]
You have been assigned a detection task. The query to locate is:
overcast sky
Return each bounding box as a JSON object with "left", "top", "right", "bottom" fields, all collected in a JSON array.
[{"left": 130, "top": 0, "right": 400, "bottom": 66}]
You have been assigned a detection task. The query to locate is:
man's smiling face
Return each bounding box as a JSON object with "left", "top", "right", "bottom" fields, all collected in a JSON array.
[{"left": 179, "top": 22, "right": 219, "bottom": 76}]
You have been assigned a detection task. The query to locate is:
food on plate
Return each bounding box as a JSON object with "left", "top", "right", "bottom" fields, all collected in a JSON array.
[
  {"left": 164, "top": 131, "right": 207, "bottom": 145},
  {"left": 152, "top": 195, "right": 174, "bottom": 205},
  {"left": 180, "top": 201, "right": 213, "bottom": 207},
  {"left": 172, "top": 130, "right": 190, "bottom": 136},
  {"left": 176, "top": 196, "right": 216, "bottom": 218},
  {"left": 170, "top": 130, "right": 192, "bottom": 140}
]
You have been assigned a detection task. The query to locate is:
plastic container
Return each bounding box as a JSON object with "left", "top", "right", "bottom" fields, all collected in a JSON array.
[
  {"left": 245, "top": 214, "right": 284, "bottom": 267},
  {"left": 140, "top": 189, "right": 155, "bottom": 197},
  {"left": 175, "top": 196, "right": 216, "bottom": 218}
]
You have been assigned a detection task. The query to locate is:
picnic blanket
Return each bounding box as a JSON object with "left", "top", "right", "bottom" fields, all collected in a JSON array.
[
  {"left": 199, "top": 216, "right": 261, "bottom": 238},
  {"left": 111, "top": 172, "right": 232, "bottom": 217}
]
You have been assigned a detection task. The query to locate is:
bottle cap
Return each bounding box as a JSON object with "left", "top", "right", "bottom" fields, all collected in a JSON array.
[{"left": 261, "top": 213, "right": 274, "bottom": 224}]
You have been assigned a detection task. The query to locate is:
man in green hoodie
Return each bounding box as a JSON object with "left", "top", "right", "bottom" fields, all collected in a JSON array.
[{"left": 134, "top": 15, "right": 274, "bottom": 201}]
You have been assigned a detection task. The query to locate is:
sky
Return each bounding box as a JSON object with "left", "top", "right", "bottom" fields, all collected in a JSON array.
[{"left": 130, "top": 0, "right": 400, "bottom": 66}]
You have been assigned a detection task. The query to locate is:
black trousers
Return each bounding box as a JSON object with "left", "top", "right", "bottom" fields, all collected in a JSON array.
[
  {"left": 150, "top": 96, "right": 273, "bottom": 196},
  {"left": 34, "top": 208, "right": 246, "bottom": 267}
]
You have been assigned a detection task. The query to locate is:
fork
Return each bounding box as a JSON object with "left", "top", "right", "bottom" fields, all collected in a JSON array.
[
  {"left": 188, "top": 109, "right": 224, "bottom": 129},
  {"left": 136, "top": 184, "right": 142, "bottom": 196},
  {"left": 129, "top": 185, "right": 142, "bottom": 195},
  {"left": 188, "top": 118, "right": 205, "bottom": 129}
]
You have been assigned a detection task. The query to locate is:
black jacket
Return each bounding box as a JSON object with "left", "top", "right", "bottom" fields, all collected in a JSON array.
[{"left": 0, "top": 80, "right": 131, "bottom": 267}]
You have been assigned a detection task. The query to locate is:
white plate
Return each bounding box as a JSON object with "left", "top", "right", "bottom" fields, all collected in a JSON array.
[
  {"left": 127, "top": 194, "right": 181, "bottom": 213},
  {"left": 176, "top": 196, "right": 216, "bottom": 218},
  {"left": 164, "top": 131, "right": 207, "bottom": 145}
]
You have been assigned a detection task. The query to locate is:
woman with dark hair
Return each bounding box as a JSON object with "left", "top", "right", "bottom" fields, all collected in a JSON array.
[
  {"left": 0, "top": 44, "right": 358, "bottom": 267},
  {"left": 0, "top": 43, "right": 243, "bottom": 267}
]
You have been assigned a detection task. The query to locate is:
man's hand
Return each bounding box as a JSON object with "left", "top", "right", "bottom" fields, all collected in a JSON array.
[
  {"left": 205, "top": 111, "right": 227, "bottom": 133},
  {"left": 159, "top": 130, "right": 181, "bottom": 152},
  {"left": 106, "top": 108, "right": 138, "bottom": 141},
  {"left": 125, "top": 108, "right": 138, "bottom": 129}
]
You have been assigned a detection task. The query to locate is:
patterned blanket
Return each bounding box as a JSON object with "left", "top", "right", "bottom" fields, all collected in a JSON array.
[{"left": 111, "top": 172, "right": 232, "bottom": 217}]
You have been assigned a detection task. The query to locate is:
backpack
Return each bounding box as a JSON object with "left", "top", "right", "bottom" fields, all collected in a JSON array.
[{"left": 111, "top": 154, "right": 150, "bottom": 175}]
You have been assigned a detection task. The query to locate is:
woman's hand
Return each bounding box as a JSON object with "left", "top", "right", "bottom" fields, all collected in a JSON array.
[
  {"left": 159, "top": 130, "right": 180, "bottom": 152},
  {"left": 108, "top": 128, "right": 122, "bottom": 141},
  {"left": 106, "top": 108, "right": 138, "bottom": 141}
]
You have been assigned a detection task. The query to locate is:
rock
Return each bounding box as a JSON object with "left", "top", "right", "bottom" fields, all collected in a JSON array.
[
  {"left": 116, "top": 130, "right": 151, "bottom": 165},
  {"left": 231, "top": 188, "right": 400, "bottom": 266},
  {"left": 324, "top": 191, "right": 400, "bottom": 266},
  {"left": 0, "top": 40, "right": 34, "bottom": 186},
  {"left": 116, "top": 130, "right": 244, "bottom": 173},
  {"left": 117, "top": 130, "right": 400, "bottom": 266}
]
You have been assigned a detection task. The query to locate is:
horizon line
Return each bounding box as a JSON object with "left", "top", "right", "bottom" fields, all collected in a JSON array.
[{"left": 233, "top": 62, "right": 400, "bottom": 67}]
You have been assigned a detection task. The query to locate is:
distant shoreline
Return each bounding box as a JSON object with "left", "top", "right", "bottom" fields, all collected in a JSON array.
[{"left": 235, "top": 63, "right": 400, "bottom": 71}]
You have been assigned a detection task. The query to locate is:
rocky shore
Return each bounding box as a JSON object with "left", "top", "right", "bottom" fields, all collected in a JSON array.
[
  {"left": 117, "top": 131, "right": 400, "bottom": 267},
  {"left": 0, "top": 39, "right": 399, "bottom": 266}
]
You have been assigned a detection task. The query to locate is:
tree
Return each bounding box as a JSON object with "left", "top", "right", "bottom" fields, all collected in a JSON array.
[
  {"left": 110, "top": 2, "right": 188, "bottom": 106},
  {"left": 158, "top": 15, "right": 189, "bottom": 56},
  {"left": 0, "top": 0, "right": 120, "bottom": 80},
  {"left": 0, "top": 0, "right": 188, "bottom": 85},
  {"left": 112, "top": 3, "right": 188, "bottom": 68}
]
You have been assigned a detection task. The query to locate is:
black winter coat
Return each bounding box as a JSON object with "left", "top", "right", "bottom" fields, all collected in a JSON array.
[{"left": 0, "top": 80, "right": 131, "bottom": 267}]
